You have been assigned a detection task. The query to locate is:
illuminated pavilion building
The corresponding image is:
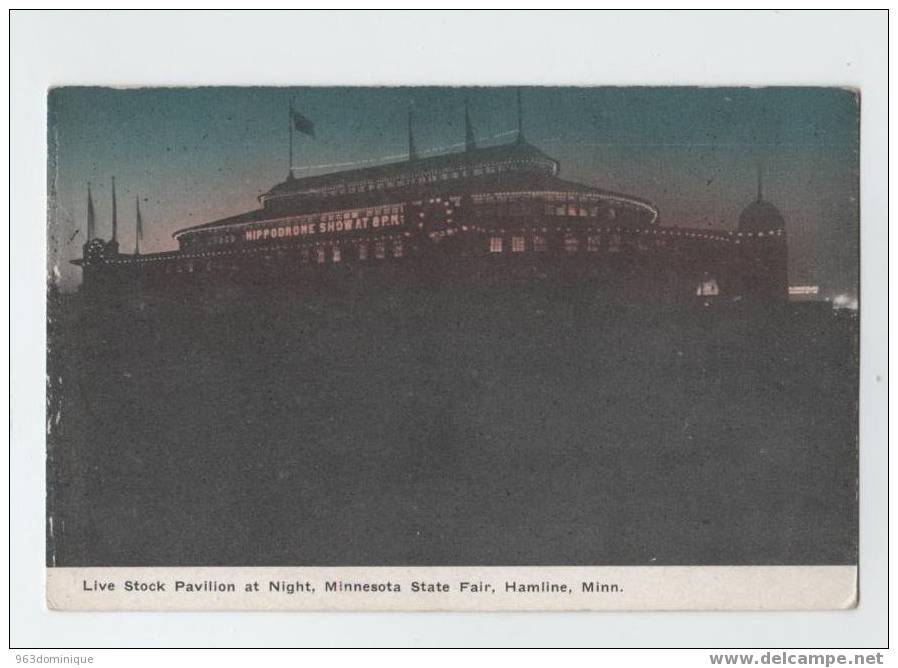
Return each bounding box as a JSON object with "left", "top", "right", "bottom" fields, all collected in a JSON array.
[{"left": 74, "top": 98, "right": 788, "bottom": 303}]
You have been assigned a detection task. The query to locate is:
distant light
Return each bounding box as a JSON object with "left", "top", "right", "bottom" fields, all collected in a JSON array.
[{"left": 832, "top": 294, "right": 859, "bottom": 310}]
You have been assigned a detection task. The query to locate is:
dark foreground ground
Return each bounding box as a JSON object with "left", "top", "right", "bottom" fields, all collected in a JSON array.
[{"left": 47, "top": 284, "right": 858, "bottom": 566}]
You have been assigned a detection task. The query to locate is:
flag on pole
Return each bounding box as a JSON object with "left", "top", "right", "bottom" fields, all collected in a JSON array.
[{"left": 291, "top": 109, "right": 315, "bottom": 137}]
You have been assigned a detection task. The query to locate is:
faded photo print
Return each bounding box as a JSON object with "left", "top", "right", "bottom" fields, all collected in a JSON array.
[{"left": 47, "top": 86, "right": 859, "bottom": 569}]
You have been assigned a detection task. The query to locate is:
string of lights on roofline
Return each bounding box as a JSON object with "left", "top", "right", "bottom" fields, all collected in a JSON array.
[
  {"left": 115, "top": 223, "right": 783, "bottom": 264},
  {"left": 291, "top": 129, "right": 521, "bottom": 174}
]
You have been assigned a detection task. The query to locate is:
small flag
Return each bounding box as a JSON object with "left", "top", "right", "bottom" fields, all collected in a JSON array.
[{"left": 291, "top": 110, "right": 315, "bottom": 137}]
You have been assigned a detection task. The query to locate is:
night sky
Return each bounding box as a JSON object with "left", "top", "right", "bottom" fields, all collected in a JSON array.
[{"left": 47, "top": 86, "right": 859, "bottom": 297}]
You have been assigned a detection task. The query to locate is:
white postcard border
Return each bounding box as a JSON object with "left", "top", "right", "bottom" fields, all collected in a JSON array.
[{"left": 47, "top": 566, "right": 857, "bottom": 612}]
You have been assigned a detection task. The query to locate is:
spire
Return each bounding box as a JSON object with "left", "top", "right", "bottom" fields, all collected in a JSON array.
[
  {"left": 464, "top": 99, "right": 476, "bottom": 152},
  {"left": 86, "top": 182, "right": 95, "bottom": 242},
  {"left": 110, "top": 176, "right": 118, "bottom": 242},
  {"left": 515, "top": 88, "right": 525, "bottom": 144},
  {"left": 756, "top": 162, "right": 763, "bottom": 202},
  {"left": 407, "top": 110, "right": 418, "bottom": 161},
  {"left": 134, "top": 195, "right": 143, "bottom": 255}
]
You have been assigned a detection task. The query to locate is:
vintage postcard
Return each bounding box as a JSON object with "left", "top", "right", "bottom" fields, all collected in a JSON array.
[{"left": 45, "top": 86, "right": 859, "bottom": 611}]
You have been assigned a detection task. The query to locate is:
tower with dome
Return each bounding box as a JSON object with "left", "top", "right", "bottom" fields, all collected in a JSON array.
[{"left": 734, "top": 167, "right": 789, "bottom": 301}]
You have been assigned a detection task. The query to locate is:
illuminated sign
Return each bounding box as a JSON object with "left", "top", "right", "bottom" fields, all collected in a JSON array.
[
  {"left": 245, "top": 213, "right": 403, "bottom": 242},
  {"left": 788, "top": 285, "right": 819, "bottom": 296}
]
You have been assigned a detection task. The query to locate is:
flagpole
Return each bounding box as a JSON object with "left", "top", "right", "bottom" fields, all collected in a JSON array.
[
  {"left": 288, "top": 98, "right": 295, "bottom": 179},
  {"left": 111, "top": 176, "right": 118, "bottom": 242},
  {"left": 135, "top": 196, "right": 141, "bottom": 256},
  {"left": 86, "top": 181, "right": 94, "bottom": 243}
]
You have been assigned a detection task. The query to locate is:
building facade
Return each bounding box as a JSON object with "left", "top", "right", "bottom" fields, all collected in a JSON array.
[{"left": 74, "top": 122, "right": 788, "bottom": 303}]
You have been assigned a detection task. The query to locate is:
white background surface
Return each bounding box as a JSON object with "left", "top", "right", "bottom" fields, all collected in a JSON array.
[{"left": 9, "top": 9, "right": 888, "bottom": 648}]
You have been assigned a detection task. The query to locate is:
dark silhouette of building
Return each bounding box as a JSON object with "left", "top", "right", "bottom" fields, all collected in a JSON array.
[
  {"left": 51, "top": 105, "right": 856, "bottom": 572},
  {"left": 73, "top": 105, "right": 788, "bottom": 303},
  {"left": 734, "top": 168, "right": 789, "bottom": 300}
]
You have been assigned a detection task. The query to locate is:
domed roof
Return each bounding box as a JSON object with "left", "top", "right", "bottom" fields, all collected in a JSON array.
[{"left": 738, "top": 198, "right": 785, "bottom": 232}]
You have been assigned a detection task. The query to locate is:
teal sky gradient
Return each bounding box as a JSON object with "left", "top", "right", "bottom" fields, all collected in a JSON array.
[{"left": 47, "top": 86, "right": 859, "bottom": 296}]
